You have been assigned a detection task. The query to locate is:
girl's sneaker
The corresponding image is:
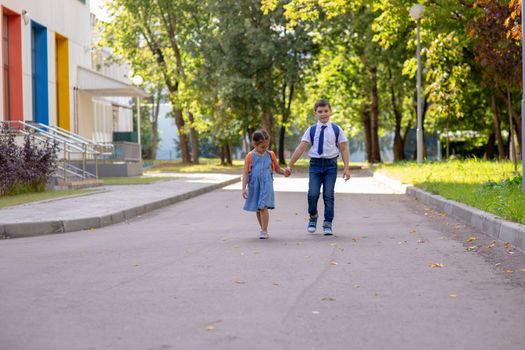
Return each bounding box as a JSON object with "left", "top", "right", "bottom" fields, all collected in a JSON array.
[{"left": 259, "top": 231, "right": 269, "bottom": 239}]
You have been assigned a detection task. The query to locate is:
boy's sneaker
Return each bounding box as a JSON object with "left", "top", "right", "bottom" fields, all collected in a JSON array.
[
  {"left": 307, "top": 215, "right": 318, "bottom": 233},
  {"left": 323, "top": 222, "right": 333, "bottom": 236},
  {"left": 259, "top": 231, "right": 269, "bottom": 239}
]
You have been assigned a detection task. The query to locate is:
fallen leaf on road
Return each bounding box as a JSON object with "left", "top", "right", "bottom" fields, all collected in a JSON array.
[
  {"left": 312, "top": 311, "right": 320, "bottom": 314},
  {"left": 330, "top": 261, "right": 338, "bottom": 266},
  {"left": 466, "top": 245, "right": 478, "bottom": 251},
  {"left": 449, "top": 294, "right": 457, "bottom": 298},
  {"left": 416, "top": 240, "right": 426, "bottom": 244},
  {"left": 272, "top": 283, "right": 280, "bottom": 286},
  {"left": 487, "top": 241, "right": 496, "bottom": 248},
  {"left": 466, "top": 236, "right": 477, "bottom": 242},
  {"left": 235, "top": 281, "right": 246, "bottom": 284},
  {"left": 352, "top": 237, "right": 358, "bottom": 242},
  {"left": 207, "top": 325, "right": 215, "bottom": 331},
  {"left": 322, "top": 297, "right": 335, "bottom": 301},
  {"left": 495, "top": 263, "right": 502, "bottom": 267},
  {"left": 504, "top": 269, "right": 513, "bottom": 274},
  {"left": 329, "top": 243, "right": 337, "bottom": 247},
  {"left": 520, "top": 269, "right": 525, "bottom": 272},
  {"left": 233, "top": 245, "right": 239, "bottom": 248},
  {"left": 354, "top": 284, "right": 360, "bottom": 288},
  {"left": 430, "top": 263, "right": 444, "bottom": 268}
]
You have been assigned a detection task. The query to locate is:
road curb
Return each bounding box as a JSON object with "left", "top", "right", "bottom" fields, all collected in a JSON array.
[
  {"left": 0, "top": 176, "right": 241, "bottom": 239},
  {"left": 373, "top": 171, "right": 525, "bottom": 253}
]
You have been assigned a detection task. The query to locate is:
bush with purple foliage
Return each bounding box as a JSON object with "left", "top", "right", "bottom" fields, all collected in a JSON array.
[{"left": 0, "top": 125, "right": 58, "bottom": 196}]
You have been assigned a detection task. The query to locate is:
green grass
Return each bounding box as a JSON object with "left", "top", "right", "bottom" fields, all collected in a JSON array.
[
  {"left": 102, "top": 176, "right": 174, "bottom": 185},
  {"left": 373, "top": 159, "right": 525, "bottom": 225},
  {"left": 145, "top": 158, "right": 364, "bottom": 174},
  {"left": 146, "top": 158, "right": 245, "bottom": 173},
  {"left": 0, "top": 189, "right": 96, "bottom": 209}
]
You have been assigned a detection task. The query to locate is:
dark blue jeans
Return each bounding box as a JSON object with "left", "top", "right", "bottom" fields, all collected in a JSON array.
[{"left": 308, "top": 157, "right": 337, "bottom": 223}]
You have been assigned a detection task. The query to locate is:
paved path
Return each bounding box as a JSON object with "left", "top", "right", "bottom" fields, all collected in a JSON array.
[
  {"left": 1, "top": 173, "right": 524, "bottom": 350},
  {"left": 0, "top": 173, "right": 240, "bottom": 236}
]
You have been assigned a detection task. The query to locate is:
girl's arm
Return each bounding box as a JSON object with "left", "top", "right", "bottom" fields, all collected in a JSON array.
[
  {"left": 242, "top": 155, "right": 250, "bottom": 198},
  {"left": 271, "top": 152, "right": 286, "bottom": 176}
]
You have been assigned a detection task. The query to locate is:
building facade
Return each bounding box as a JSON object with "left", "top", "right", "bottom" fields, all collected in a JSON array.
[{"left": 0, "top": 0, "right": 145, "bottom": 147}]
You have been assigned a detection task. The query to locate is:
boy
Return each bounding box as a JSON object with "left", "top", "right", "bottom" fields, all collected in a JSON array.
[{"left": 285, "top": 99, "right": 350, "bottom": 235}]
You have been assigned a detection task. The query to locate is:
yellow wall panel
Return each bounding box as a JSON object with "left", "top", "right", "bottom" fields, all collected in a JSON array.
[{"left": 55, "top": 34, "right": 70, "bottom": 130}]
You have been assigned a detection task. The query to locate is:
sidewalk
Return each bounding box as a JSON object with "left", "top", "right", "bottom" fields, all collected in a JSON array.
[{"left": 0, "top": 173, "right": 240, "bottom": 238}]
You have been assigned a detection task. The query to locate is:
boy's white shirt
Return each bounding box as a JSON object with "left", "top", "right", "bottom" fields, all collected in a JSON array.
[{"left": 301, "top": 120, "right": 348, "bottom": 159}]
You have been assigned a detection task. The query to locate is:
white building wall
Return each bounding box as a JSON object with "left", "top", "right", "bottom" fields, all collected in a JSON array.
[{"left": 0, "top": 0, "right": 91, "bottom": 128}]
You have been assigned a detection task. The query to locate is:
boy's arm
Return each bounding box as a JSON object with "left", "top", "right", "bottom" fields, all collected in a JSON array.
[
  {"left": 242, "top": 155, "right": 250, "bottom": 198},
  {"left": 338, "top": 141, "right": 351, "bottom": 181},
  {"left": 286, "top": 141, "right": 310, "bottom": 174}
]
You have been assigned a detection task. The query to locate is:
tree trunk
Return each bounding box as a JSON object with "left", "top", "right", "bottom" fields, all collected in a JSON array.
[
  {"left": 149, "top": 90, "right": 162, "bottom": 160},
  {"left": 243, "top": 129, "right": 249, "bottom": 155},
  {"left": 484, "top": 132, "right": 495, "bottom": 160},
  {"left": 491, "top": 94, "right": 506, "bottom": 159},
  {"left": 187, "top": 111, "right": 199, "bottom": 164},
  {"left": 278, "top": 83, "right": 294, "bottom": 165},
  {"left": 506, "top": 86, "right": 518, "bottom": 171},
  {"left": 362, "top": 105, "right": 372, "bottom": 163},
  {"left": 513, "top": 111, "right": 522, "bottom": 157},
  {"left": 219, "top": 142, "right": 226, "bottom": 165},
  {"left": 389, "top": 68, "right": 404, "bottom": 161},
  {"left": 226, "top": 141, "right": 232, "bottom": 166},
  {"left": 401, "top": 120, "right": 412, "bottom": 159},
  {"left": 263, "top": 109, "right": 275, "bottom": 150},
  {"left": 369, "top": 66, "right": 381, "bottom": 163},
  {"left": 173, "top": 108, "right": 191, "bottom": 163}
]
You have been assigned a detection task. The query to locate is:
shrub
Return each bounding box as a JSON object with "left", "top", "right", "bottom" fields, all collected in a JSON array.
[{"left": 0, "top": 125, "right": 58, "bottom": 196}]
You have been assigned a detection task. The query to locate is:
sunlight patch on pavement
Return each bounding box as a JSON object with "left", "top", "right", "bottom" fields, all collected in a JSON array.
[{"left": 223, "top": 176, "right": 400, "bottom": 194}]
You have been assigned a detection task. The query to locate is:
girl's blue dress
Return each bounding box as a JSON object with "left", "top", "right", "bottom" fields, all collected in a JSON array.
[{"left": 243, "top": 151, "right": 275, "bottom": 211}]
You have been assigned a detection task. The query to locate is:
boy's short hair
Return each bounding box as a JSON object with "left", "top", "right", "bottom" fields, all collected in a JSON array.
[{"left": 314, "top": 99, "right": 331, "bottom": 111}]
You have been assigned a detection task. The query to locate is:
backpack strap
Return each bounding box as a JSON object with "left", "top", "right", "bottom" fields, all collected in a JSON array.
[
  {"left": 331, "top": 122, "right": 340, "bottom": 147},
  {"left": 247, "top": 151, "right": 253, "bottom": 174},
  {"left": 247, "top": 150, "right": 277, "bottom": 173},
  {"left": 268, "top": 150, "right": 277, "bottom": 172},
  {"left": 309, "top": 122, "right": 341, "bottom": 147},
  {"left": 309, "top": 124, "right": 317, "bottom": 145}
]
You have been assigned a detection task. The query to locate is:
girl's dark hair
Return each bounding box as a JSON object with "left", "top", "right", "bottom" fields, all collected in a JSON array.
[
  {"left": 252, "top": 129, "right": 270, "bottom": 145},
  {"left": 314, "top": 99, "right": 331, "bottom": 111}
]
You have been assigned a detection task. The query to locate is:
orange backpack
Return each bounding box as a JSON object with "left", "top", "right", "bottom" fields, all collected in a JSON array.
[{"left": 247, "top": 150, "right": 277, "bottom": 173}]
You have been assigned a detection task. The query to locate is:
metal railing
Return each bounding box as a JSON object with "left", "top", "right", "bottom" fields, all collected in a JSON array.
[
  {"left": 110, "top": 141, "right": 142, "bottom": 162},
  {"left": 1, "top": 120, "right": 105, "bottom": 182}
]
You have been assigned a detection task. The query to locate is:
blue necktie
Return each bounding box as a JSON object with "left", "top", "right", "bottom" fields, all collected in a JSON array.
[{"left": 317, "top": 125, "right": 327, "bottom": 155}]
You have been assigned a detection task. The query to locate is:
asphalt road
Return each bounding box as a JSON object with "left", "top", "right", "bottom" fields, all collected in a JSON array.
[{"left": 1, "top": 174, "right": 524, "bottom": 350}]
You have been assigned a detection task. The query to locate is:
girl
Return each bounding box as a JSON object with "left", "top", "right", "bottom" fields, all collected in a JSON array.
[{"left": 242, "top": 130, "right": 286, "bottom": 239}]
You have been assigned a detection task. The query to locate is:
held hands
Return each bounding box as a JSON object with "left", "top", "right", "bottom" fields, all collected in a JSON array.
[
  {"left": 242, "top": 189, "right": 248, "bottom": 199},
  {"left": 284, "top": 166, "right": 292, "bottom": 177}
]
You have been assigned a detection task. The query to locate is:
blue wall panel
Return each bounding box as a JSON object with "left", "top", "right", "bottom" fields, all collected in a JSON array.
[{"left": 31, "top": 21, "right": 48, "bottom": 125}]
